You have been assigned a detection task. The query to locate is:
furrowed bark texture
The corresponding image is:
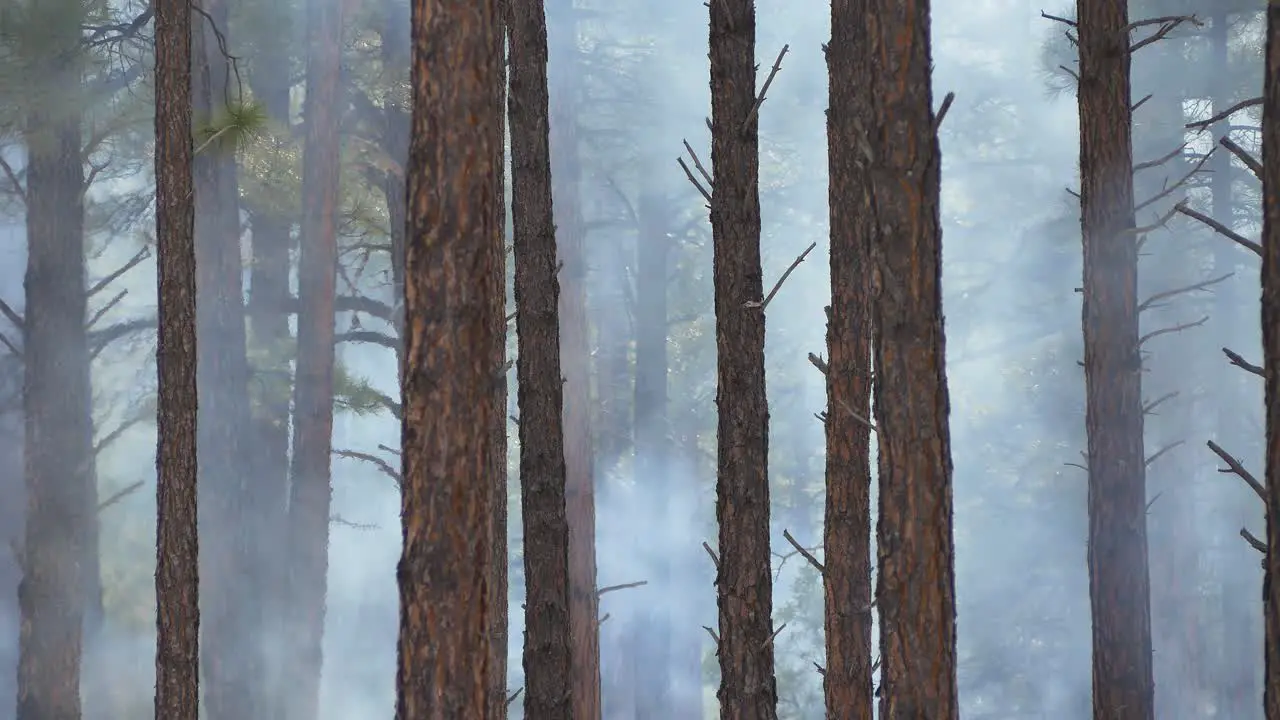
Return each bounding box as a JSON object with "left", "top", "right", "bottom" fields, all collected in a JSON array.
[
  {"left": 1260, "top": 7, "right": 1280, "bottom": 719},
  {"left": 284, "top": 0, "right": 345, "bottom": 715},
  {"left": 509, "top": 0, "right": 575, "bottom": 715},
  {"left": 154, "top": 0, "right": 200, "bottom": 715},
  {"left": 397, "top": 0, "right": 503, "bottom": 716},
  {"left": 18, "top": 28, "right": 93, "bottom": 720},
  {"left": 546, "top": 3, "right": 602, "bottom": 715},
  {"left": 863, "top": 0, "right": 958, "bottom": 718},
  {"left": 823, "top": 0, "right": 875, "bottom": 716},
  {"left": 707, "top": 0, "right": 776, "bottom": 717},
  {"left": 1076, "top": 1, "right": 1155, "bottom": 718}
]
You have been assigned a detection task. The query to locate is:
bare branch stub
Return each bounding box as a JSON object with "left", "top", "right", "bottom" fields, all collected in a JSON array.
[
  {"left": 1223, "top": 347, "right": 1264, "bottom": 377},
  {"left": 807, "top": 352, "right": 828, "bottom": 375},
  {"left": 1040, "top": 10, "right": 1077, "bottom": 27},
  {"left": 1131, "top": 93, "right": 1152, "bottom": 113},
  {"left": 1242, "top": 527, "right": 1267, "bottom": 555},
  {"left": 1175, "top": 201, "right": 1262, "bottom": 256},
  {"left": 703, "top": 625, "right": 720, "bottom": 646},
  {"left": 742, "top": 44, "right": 790, "bottom": 133},
  {"left": 760, "top": 623, "right": 786, "bottom": 650},
  {"left": 781, "top": 529, "right": 825, "bottom": 574},
  {"left": 1206, "top": 440, "right": 1266, "bottom": 503},
  {"left": 932, "top": 91, "right": 956, "bottom": 134},
  {"left": 703, "top": 541, "right": 720, "bottom": 571}
]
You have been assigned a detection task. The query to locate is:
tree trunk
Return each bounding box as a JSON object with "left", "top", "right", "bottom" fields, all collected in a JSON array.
[
  {"left": 1258, "top": 7, "right": 1280, "bottom": 719},
  {"left": 191, "top": 1, "right": 266, "bottom": 715},
  {"left": 397, "top": 0, "right": 504, "bottom": 714},
  {"left": 546, "top": 5, "right": 602, "bottom": 716},
  {"left": 17, "top": 28, "right": 93, "bottom": 720},
  {"left": 1075, "top": 1, "right": 1155, "bottom": 717},
  {"left": 509, "top": 0, "right": 575, "bottom": 715},
  {"left": 706, "top": 0, "right": 776, "bottom": 717},
  {"left": 153, "top": 0, "right": 201, "bottom": 713},
  {"left": 861, "top": 1, "right": 958, "bottom": 718},
  {"left": 284, "top": 0, "right": 345, "bottom": 715},
  {"left": 822, "top": 1, "right": 875, "bottom": 716}
]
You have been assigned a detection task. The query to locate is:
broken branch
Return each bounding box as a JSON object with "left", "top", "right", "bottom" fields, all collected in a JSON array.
[
  {"left": 1223, "top": 347, "right": 1264, "bottom": 377},
  {"left": 703, "top": 541, "right": 720, "bottom": 570},
  {"left": 1207, "top": 440, "right": 1265, "bottom": 503}
]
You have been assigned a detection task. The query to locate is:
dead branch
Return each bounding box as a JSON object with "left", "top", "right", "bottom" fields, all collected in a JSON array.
[
  {"left": 97, "top": 480, "right": 144, "bottom": 512},
  {"left": 377, "top": 443, "right": 401, "bottom": 456},
  {"left": 94, "top": 415, "right": 145, "bottom": 456},
  {"left": 742, "top": 44, "right": 790, "bottom": 132},
  {"left": 703, "top": 625, "right": 720, "bottom": 646},
  {"left": 1220, "top": 136, "right": 1263, "bottom": 181},
  {"left": 761, "top": 623, "right": 786, "bottom": 650},
  {"left": 1064, "top": 462, "right": 1087, "bottom": 471},
  {"left": 333, "top": 448, "right": 401, "bottom": 484},
  {"left": 1143, "top": 391, "right": 1177, "bottom": 415},
  {"left": 1040, "top": 10, "right": 1076, "bottom": 27},
  {"left": 89, "top": 318, "right": 155, "bottom": 360},
  {"left": 1133, "top": 204, "right": 1180, "bottom": 249},
  {"left": 1138, "top": 272, "right": 1232, "bottom": 312},
  {"left": 88, "top": 246, "right": 151, "bottom": 298},
  {"left": 335, "top": 330, "right": 399, "bottom": 351},
  {"left": 747, "top": 242, "right": 817, "bottom": 310},
  {"left": 1223, "top": 347, "right": 1264, "bottom": 377},
  {"left": 1242, "top": 527, "right": 1267, "bottom": 554},
  {"left": 1134, "top": 142, "right": 1186, "bottom": 173},
  {"left": 1058, "top": 65, "right": 1079, "bottom": 83},
  {"left": 677, "top": 156, "right": 712, "bottom": 204},
  {"left": 683, "top": 139, "right": 714, "bottom": 191},
  {"left": 1145, "top": 492, "right": 1161, "bottom": 513},
  {"left": 781, "top": 529, "right": 825, "bottom": 574},
  {"left": 1207, "top": 440, "right": 1265, "bottom": 502},
  {"left": 0, "top": 298, "right": 23, "bottom": 332},
  {"left": 0, "top": 333, "right": 19, "bottom": 359},
  {"left": 1145, "top": 441, "right": 1183, "bottom": 467},
  {"left": 507, "top": 688, "right": 523, "bottom": 706},
  {"left": 597, "top": 580, "right": 648, "bottom": 597},
  {"left": 1134, "top": 146, "right": 1213, "bottom": 213},
  {"left": 1137, "top": 315, "right": 1207, "bottom": 347},
  {"left": 933, "top": 91, "right": 956, "bottom": 134},
  {"left": 1186, "top": 96, "right": 1262, "bottom": 132},
  {"left": 1129, "top": 15, "right": 1199, "bottom": 53},
  {"left": 807, "top": 352, "right": 828, "bottom": 375},
  {"left": 330, "top": 514, "right": 379, "bottom": 530},
  {"left": 0, "top": 157, "right": 24, "bottom": 202},
  {"left": 1131, "top": 94, "right": 1152, "bottom": 113},
  {"left": 87, "top": 289, "right": 128, "bottom": 329},
  {"left": 598, "top": 614, "right": 610, "bottom": 627},
  {"left": 703, "top": 541, "right": 720, "bottom": 570},
  {"left": 1174, "top": 201, "right": 1261, "bottom": 256}
]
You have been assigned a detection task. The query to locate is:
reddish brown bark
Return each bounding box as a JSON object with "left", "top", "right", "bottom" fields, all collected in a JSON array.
[
  {"left": 861, "top": 1, "right": 958, "bottom": 718},
  {"left": 823, "top": 0, "right": 875, "bottom": 716},
  {"left": 1259, "top": 7, "right": 1280, "bottom": 720},
  {"left": 283, "top": 0, "right": 345, "bottom": 715},
  {"left": 397, "top": 0, "right": 504, "bottom": 715},
  {"left": 1075, "top": 1, "right": 1155, "bottom": 718},
  {"left": 707, "top": 0, "right": 776, "bottom": 717},
  {"left": 153, "top": 0, "right": 200, "bottom": 716}
]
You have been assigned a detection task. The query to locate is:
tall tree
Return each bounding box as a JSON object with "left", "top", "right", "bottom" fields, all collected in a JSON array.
[
  {"left": 1075, "top": 0, "right": 1155, "bottom": 717},
  {"left": 153, "top": 0, "right": 200, "bottom": 713},
  {"left": 862, "top": 0, "right": 958, "bottom": 717},
  {"left": 1260, "top": 5, "right": 1280, "bottom": 718},
  {"left": 284, "top": 0, "right": 346, "bottom": 714},
  {"left": 397, "top": 0, "right": 503, "bottom": 714},
  {"left": 509, "top": 0, "right": 574, "bottom": 715},
  {"left": 822, "top": 0, "right": 875, "bottom": 716},
  {"left": 706, "top": 0, "right": 776, "bottom": 716},
  {"left": 16, "top": 1, "right": 95, "bottom": 716}
]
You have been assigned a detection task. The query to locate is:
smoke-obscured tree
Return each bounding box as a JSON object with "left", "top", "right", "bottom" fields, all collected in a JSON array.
[
  {"left": 397, "top": 0, "right": 504, "bottom": 713},
  {"left": 860, "top": 0, "right": 958, "bottom": 718},
  {"left": 1261, "top": 4, "right": 1280, "bottom": 718},
  {"left": 821, "top": 0, "right": 875, "bottom": 716},
  {"left": 706, "top": 0, "right": 777, "bottom": 716},
  {"left": 152, "top": 0, "right": 200, "bottom": 713}
]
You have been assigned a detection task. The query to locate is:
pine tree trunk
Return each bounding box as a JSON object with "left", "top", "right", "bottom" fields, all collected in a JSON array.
[
  {"left": 17, "top": 27, "right": 93, "bottom": 720},
  {"left": 509, "top": 0, "right": 575, "bottom": 714},
  {"left": 1075, "top": 1, "right": 1154, "bottom": 717},
  {"left": 823, "top": 1, "right": 875, "bottom": 716},
  {"left": 153, "top": 0, "right": 201, "bottom": 713},
  {"left": 398, "top": 0, "right": 504, "bottom": 714},
  {"left": 191, "top": 1, "right": 266, "bottom": 714},
  {"left": 707, "top": 0, "right": 776, "bottom": 716},
  {"left": 1258, "top": 7, "right": 1280, "bottom": 719},
  {"left": 284, "top": 0, "right": 345, "bottom": 715}
]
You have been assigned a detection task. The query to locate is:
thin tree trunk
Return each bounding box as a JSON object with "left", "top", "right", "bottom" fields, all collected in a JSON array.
[
  {"left": 17, "top": 28, "right": 93, "bottom": 720},
  {"left": 862, "top": 1, "right": 958, "bottom": 718},
  {"left": 509, "top": 0, "right": 574, "bottom": 715},
  {"left": 1258, "top": 7, "right": 1280, "bottom": 719},
  {"left": 823, "top": 0, "right": 875, "bottom": 715},
  {"left": 1075, "top": 1, "right": 1154, "bottom": 717},
  {"left": 397, "top": 0, "right": 503, "bottom": 714},
  {"left": 546, "top": 5, "right": 601, "bottom": 716},
  {"left": 706, "top": 0, "right": 775, "bottom": 717},
  {"left": 284, "top": 0, "right": 345, "bottom": 715},
  {"left": 153, "top": 0, "right": 201, "bottom": 712},
  {"left": 191, "top": 1, "right": 265, "bottom": 714}
]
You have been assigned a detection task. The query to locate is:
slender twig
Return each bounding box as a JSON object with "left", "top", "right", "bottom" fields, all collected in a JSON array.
[
  {"left": 747, "top": 242, "right": 817, "bottom": 310},
  {"left": 1137, "top": 316, "right": 1207, "bottom": 346},
  {"left": 597, "top": 580, "right": 648, "bottom": 596},
  {"left": 1145, "top": 441, "right": 1183, "bottom": 467},
  {"left": 742, "top": 44, "right": 789, "bottom": 132},
  {"left": 1138, "top": 272, "right": 1232, "bottom": 312},
  {"left": 1133, "top": 142, "right": 1186, "bottom": 173}
]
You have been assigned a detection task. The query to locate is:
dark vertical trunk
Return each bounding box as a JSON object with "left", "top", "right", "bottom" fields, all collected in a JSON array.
[
  {"left": 1075, "top": 1, "right": 1154, "bottom": 717},
  {"left": 283, "top": 0, "right": 344, "bottom": 715},
  {"left": 632, "top": 192, "right": 675, "bottom": 719},
  {"left": 546, "top": 5, "right": 602, "bottom": 716},
  {"left": 509, "top": 0, "right": 575, "bottom": 715},
  {"left": 863, "top": 1, "right": 958, "bottom": 718},
  {"left": 1259, "top": 7, "right": 1280, "bottom": 720},
  {"left": 822, "top": 1, "right": 875, "bottom": 716},
  {"left": 17, "top": 32, "right": 93, "bottom": 720},
  {"left": 487, "top": 2, "right": 510, "bottom": 715},
  {"left": 153, "top": 0, "right": 201, "bottom": 713},
  {"left": 397, "top": 0, "right": 503, "bottom": 714},
  {"left": 191, "top": 1, "right": 265, "bottom": 715},
  {"left": 706, "top": 0, "right": 775, "bottom": 717}
]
